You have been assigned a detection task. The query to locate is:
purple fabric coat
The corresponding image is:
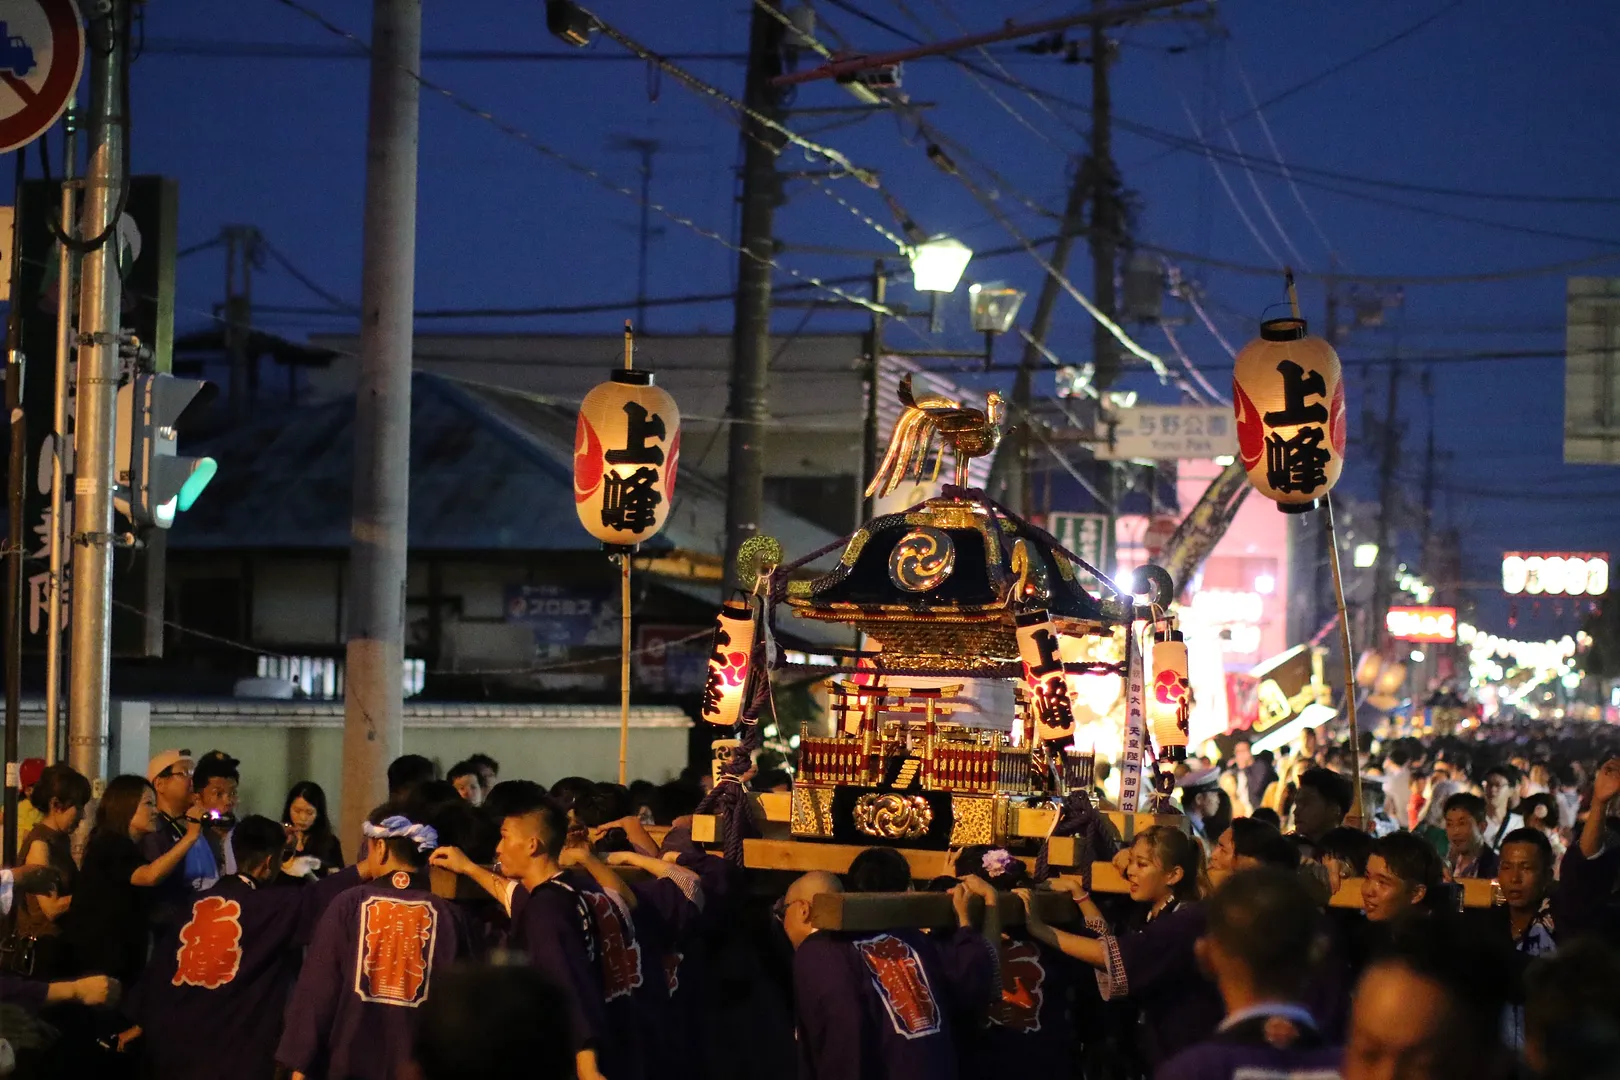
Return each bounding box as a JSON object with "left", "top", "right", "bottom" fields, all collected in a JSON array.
[
  {"left": 129, "top": 869, "right": 359, "bottom": 1080},
  {"left": 1095, "top": 902, "right": 1226, "bottom": 1065},
  {"left": 792, "top": 927, "right": 994, "bottom": 1080},
  {"left": 508, "top": 876, "right": 611, "bottom": 1066},
  {"left": 276, "top": 870, "right": 468, "bottom": 1080},
  {"left": 1156, "top": 1010, "right": 1342, "bottom": 1080}
]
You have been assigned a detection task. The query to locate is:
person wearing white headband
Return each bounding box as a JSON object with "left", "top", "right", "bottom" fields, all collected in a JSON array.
[{"left": 277, "top": 805, "right": 470, "bottom": 1080}]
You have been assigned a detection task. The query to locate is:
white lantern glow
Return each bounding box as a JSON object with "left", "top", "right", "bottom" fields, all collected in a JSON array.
[
  {"left": 1016, "top": 609, "right": 1075, "bottom": 743},
  {"left": 1148, "top": 629, "right": 1190, "bottom": 760},
  {"left": 1232, "top": 317, "right": 1345, "bottom": 513},
  {"left": 909, "top": 236, "right": 972, "bottom": 293},
  {"left": 574, "top": 371, "right": 681, "bottom": 547},
  {"left": 700, "top": 600, "right": 755, "bottom": 727}
]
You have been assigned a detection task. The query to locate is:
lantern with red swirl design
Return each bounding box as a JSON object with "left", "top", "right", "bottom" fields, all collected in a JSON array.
[
  {"left": 1232, "top": 317, "right": 1345, "bottom": 513},
  {"left": 574, "top": 370, "right": 681, "bottom": 547},
  {"left": 1148, "top": 628, "right": 1190, "bottom": 761},
  {"left": 701, "top": 599, "right": 755, "bottom": 727}
]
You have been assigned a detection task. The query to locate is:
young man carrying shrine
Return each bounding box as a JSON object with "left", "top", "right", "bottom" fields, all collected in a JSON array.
[
  {"left": 1157, "top": 868, "right": 1343, "bottom": 1080},
  {"left": 276, "top": 806, "right": 469, "bottom": 1080},
  {"left": 781, "top": 869, "right": 999, "bottom": 1080},
  {"left": 430, "top": 782, "right": 613, "bottom": 1080},
  {"left": 122, "top": 815, "right": 364, "bottom": 1080}
]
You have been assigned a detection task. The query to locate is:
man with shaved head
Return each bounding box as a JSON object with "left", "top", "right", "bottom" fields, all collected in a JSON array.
[{"left": 783, "top": 868, "right": 999, "bottom": 1080}]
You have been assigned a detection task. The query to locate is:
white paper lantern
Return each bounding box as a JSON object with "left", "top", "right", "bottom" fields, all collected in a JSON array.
[
  {"left": 1148, "top": 629, "right": 1190, "bottom": 761},
  {"left": 700, "top": 600, "right": 755, "bottom": 727},
  {"left": 1232, "top": 317, "right": 1345, "bottom": 513},
  {"left": 574, "top": 371, "right": 681, "bottom": 546},
  {"left": 1016, "top": 609, "right": 1076, "bottom": 743}
]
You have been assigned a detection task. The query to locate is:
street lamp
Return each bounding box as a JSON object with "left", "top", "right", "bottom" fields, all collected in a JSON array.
[
  {"left": 970, "top": 281, "right": 1026, "bottom": 371},
  {"left": 1353, "top": 543, "right": 1379, "bottom": 569},
  {"left": 909, "top": 236, "right": 972, "bottom": 292}
]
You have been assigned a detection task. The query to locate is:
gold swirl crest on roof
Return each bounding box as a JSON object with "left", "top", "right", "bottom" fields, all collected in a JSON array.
[{"left": 889, "top": 527, "right": 956, "bottom": 593}]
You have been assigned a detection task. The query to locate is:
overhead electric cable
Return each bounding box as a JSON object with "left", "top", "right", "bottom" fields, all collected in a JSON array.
[{"left": 267, "top": 0, "right": 899, "bottom": 317}]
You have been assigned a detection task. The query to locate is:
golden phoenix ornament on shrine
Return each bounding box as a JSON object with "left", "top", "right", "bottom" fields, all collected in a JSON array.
[{"left": 866, "top": 373, "right": 1006, "bottom": 498}]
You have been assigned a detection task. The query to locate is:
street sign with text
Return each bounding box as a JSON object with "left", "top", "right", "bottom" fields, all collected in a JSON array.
[{"left": 1095, "top": 405, "right": 1239, "bottom": 461}]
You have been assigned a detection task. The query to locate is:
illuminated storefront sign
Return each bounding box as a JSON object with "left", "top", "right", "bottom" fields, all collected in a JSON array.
[
  {"left": 1502, "top": 552, "right": 1609, "bottom": 597},
  {"left": 1385, "top": 606, "right": 1458, "bottom": 643}
]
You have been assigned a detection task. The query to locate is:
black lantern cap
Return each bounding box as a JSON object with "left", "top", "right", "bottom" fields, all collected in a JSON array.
[{"left": 1260, "top": 317, "right": 1309, "bottom": 342}]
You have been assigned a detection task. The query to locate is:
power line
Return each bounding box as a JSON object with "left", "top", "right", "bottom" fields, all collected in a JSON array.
[
  {"left": 266, "top": 0, "right": 899, "bottom": 318},
  {"left": 1224, "top": 0, "right": 1466, "bottom": 124},
  {"left": 1232, "top": 59, "right": 1335, "bottom": 259},
  {"left": 260, "top": 238, "right": 356, "bottom": 312}
]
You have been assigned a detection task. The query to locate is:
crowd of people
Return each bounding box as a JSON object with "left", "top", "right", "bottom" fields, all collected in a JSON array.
[{"left": 0, "top": 720, "right": 1618, "bottom": 1080}]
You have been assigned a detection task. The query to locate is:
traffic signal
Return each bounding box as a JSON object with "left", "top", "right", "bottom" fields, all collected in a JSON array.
[{"left": 115, "top": 373, "right": 218, "bottom": 528}]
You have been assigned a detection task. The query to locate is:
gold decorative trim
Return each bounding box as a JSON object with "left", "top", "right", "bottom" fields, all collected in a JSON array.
[
  {"left": 853, "top": 793, "right": 934, "bottom": 840},
  {"left": 840, "top": 528, "right": 872, "bottom": 567},
  {"left": 948, "top": 794, "right": 1006, "bottom": 846},
  {"left": 791, "top": 785, "right": 837, "bottom": 838}
]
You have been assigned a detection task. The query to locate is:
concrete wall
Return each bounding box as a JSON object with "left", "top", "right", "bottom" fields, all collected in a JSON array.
[{"left": 13, "top": 700, "right": 692, "bottom": 829}]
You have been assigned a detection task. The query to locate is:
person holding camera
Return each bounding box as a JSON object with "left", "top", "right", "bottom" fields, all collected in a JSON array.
[{"left": 140, "top": 750, "right": 220, "bottom": 931}]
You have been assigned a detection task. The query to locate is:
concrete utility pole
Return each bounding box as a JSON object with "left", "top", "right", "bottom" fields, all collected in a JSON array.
[
  {"left": 1007, "top": 166, "right": 1089, "bottom": 518},
  {"left": 341, "top": 0, "right": 421, "bottom": 844},
  {"left": 722, "top": 0, "right": 785, "bottom": 592},
  {"left": 67, "top": 2, "right": 128, "bottom": 784}
]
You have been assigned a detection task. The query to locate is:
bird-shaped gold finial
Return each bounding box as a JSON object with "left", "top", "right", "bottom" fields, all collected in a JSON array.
[{"left": 865, "top": 373, "right": 1005, "bottom": 499}]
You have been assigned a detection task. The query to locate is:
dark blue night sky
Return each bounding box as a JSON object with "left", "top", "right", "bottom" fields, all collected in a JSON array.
[{"left": 50, "top": 0, "right": 1620, "bottom": 637}]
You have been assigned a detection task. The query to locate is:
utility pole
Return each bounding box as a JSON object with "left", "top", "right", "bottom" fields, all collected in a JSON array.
[
  {"left": 722, "top": 0, "right": 785, "bottom": 592},
  {"left": 67, "top": 1, "right": 128, "bottom": 784},
  {"left": 1088, "top": 1, "right": 1122, "bottom": 394},
  {"left": 44, "top": 107, "right": 80, "bottom": 765},
  {"left": 5, "top": 160, "right": 26, "bottom": 865},
  {"left": 341, "top": 0, "right": 421, "bottom": 845},
  {"left": 1007, "top": 165, "right": 1089, "bottom": 519},
  {"left": 222, "top": 225, "right": 260, "bottom": 423},
  {"left": 609, "top": 137, "right": 663, "bottom": 332},
  {"left": 1370, "top": 353, "right": 1402, "bottom": 655},
  {"left": 1420, "top": 367, "right": 1436, "bottom": 564}
]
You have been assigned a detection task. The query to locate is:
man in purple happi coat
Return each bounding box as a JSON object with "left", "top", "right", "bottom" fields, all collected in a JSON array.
[
  {"left": 1157, "top": 868, "right": 1343, "bottom": 1080},
  {"left": 782, "top": 870, "right": 999, "bottom": 1080},
  {"left": 277, "top": 805, "right": 469, "bottom": 1080},
  {"left": 125, "top": 815, "right": 362, "bottom": 1080},
  {"left": 431, "top": 782, "right": 612, "bottom": 1080}
]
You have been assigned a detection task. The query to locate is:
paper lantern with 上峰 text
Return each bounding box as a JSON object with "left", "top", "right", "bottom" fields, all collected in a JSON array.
[
  {"left": 574, "top": 370, "right": 681, "bottom": 546},
  {"left": 1016, "top": 609, "right": 1076, "bottom": 742},
  {"left": 1149, "top": 628, "right": 1190, "bottom": 761},
  {"left": 700, "top": 600, "right": 755, "bottom": 727},
  {"left": 1232, "top": 317, "right": 1345, "bottom": 513}
]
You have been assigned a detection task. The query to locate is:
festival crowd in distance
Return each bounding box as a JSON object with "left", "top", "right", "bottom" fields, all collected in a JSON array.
[{"left": 0, "top": 717, "right": 1619, "bottom": 1080}]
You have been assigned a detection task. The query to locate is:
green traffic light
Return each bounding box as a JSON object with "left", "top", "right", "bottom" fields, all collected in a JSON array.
[{"left": 177, "top": 457, "right": 217, "bottom": 512}]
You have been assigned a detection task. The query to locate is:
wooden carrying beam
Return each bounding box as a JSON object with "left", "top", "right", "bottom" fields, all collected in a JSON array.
[{"left": 811, "top": 889, "right": 1080, "bottom": 931}]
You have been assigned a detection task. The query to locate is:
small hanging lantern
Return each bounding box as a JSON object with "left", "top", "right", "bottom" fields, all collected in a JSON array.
[
  {"left": 574, "top": 369, "right": 681, "bottom": 547},
  {"left": 1016, "top": 609, "right": 1075, "bottom": 743},
  {"left": 700, "top": 599, "right": 755, "bottom": 727},
  {"left": 1232, "top": 317, "right": 1345, "bottom": 513},
  {"left": 1148, "top": 627, "right": 1190, "bottom": 762}
]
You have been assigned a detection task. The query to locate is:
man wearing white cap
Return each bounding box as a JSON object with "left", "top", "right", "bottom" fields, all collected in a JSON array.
[{"left": 141, "top": 749, "right": 221, "bottom": 930}]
